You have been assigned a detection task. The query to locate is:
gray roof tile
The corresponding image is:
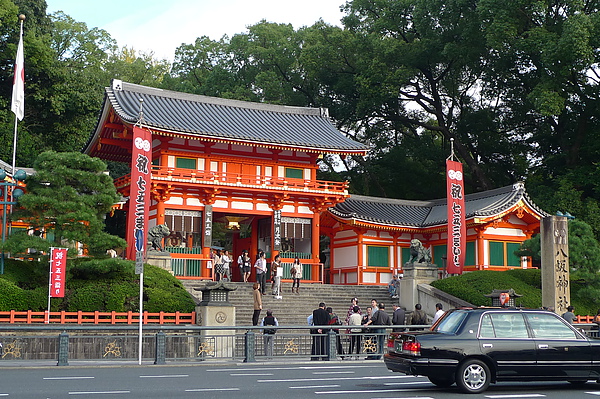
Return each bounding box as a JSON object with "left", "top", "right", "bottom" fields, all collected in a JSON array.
[
  {"left": 330, "top": 182, "right": 549, "bottom": 228},
  {"left": 104, "top": 80, "right": 368, "bottom": 154}
]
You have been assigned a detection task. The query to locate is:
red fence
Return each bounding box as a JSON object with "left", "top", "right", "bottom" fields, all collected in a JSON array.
[{"left": 0, "top": 310, "right": 196, "bottom": 325}]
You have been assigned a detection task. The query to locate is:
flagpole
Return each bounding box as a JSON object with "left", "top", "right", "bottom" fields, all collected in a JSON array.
[{"left": 11, "top": 15, "right": 25, "bottom": 177}]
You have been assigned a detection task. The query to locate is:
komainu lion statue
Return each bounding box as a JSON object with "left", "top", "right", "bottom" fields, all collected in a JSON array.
[
  {"left": 148, "top": 224, "right": 170, "bottom": 252},
  {"left": 409, "top": 238, "right": 432, "bottom": 264}
]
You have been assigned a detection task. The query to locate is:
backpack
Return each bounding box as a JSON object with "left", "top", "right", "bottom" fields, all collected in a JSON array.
[{"left": 263, "top": 315, "right": 276, "bottom": 334}]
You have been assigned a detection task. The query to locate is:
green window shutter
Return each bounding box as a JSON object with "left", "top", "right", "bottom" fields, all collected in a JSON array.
[
  {"left": 465, "top": 241, "right": 476, "bottom": 266},
  {"left": 285, "top": 168, "right": 303, "bottom": 179},
  {"left": 401, "top": 247, "right": 411, "bottom": 265},
  {"left": 507, "top": 242, "right": 521, "bottom": 267},
  {"left": 489, "top": 242, "right": 505, "bottom": 266},
  {"left": 433, "top": 244, "right": 447, "bottom": 267},
  {"left": 367, "top": 246, "right": 389, "bottom": 267},
  {"left": 176, "top": 157, "right": 196, "bottom": 169}
]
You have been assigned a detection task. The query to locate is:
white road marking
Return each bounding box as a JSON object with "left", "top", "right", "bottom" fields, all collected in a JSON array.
[
  {"left": 44, "top": 377, "right": 94, "bottom": 380},
  {"left": 484, "top": 395, "right": 546, "bottom": 398},
  {"left": 372, "top": 397, "right": 434, "bottom": 399},
  {"left": 139, "top": 375, "right": 188, "bottom": 378},
  {"left": 290, "top": 385, "right": 341, "bottom": 389},
  {"left": 185, "top": 388, "right": 240, "bottom": 392},
  {"left": 208, "top": 365, "right": 373, "bottom": 372},
  {"left": 315, "top": 388, "right": 414, "bottom": 394},
  {"left": 258, "top": 375, "right": 410, "bottom": 383},
  {"left": 230, "top": 373, "right": 274, "bottom": 376},
  {"left": 69, "top": 391, "right": 130, "bottom": 395},
  {"left": 313, "top": 371, "right": 355, "bottom": 375},
  {"left": 383, "top": 381, "right": 435, "bottom": 386},
  {"left": 586, "top": 393, "right": 600, "bottom": 396}
]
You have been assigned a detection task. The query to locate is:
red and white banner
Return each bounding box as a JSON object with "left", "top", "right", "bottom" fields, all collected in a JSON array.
[
  {"left": 11, "top": 20, "right": 24, "bottom": 121},
  {"left": 446, "top": 160, "right": 466, "bottom": 274},
  {"left": 50, "top": 247, "right": 67, "bottom": 298},
  {"left": 125, "top": 126, "right": 152, "bottom": 261}
]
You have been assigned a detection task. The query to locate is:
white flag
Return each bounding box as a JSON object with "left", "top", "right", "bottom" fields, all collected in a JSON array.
[{"left": 11, "top": 24, "right": 24, "bottom": 121}]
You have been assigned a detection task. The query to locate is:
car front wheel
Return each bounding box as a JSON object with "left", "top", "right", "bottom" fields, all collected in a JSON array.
[{"left": 456, "top": 359, "right": 491, "bottom": 394}]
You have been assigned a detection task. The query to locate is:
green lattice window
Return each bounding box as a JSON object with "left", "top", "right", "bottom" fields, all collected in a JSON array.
[
  {"left": 285, "top": 168, "right": 303, "bottom": 179},
  {"left": 368, "top": 246, "right": 389, "bottom": 267},
  {"left": 176, "top": 157, "right": 196, "bottom": 169}
]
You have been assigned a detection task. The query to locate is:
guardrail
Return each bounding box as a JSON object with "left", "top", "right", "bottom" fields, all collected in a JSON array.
[
  {"left": 0, "top": 325, "right": 418, "bottom": 365},
  {"left": 0, "top": 310, "right": 196, "bottom": 325}
]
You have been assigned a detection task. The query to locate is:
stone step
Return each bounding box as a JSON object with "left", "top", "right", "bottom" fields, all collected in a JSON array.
[{"left": 182, "top": 281, "right": 394, "bottom": 326}]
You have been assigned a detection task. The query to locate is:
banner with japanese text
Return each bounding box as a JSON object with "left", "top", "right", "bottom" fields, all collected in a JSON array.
[
  {"left": 126, "top": 126, "right": 152, "bottom": 262},
  {"left": 446, "top": 159, "right": 466, "bottom": 274},
  {"left": 50, "top": 247, "right": 67, "bottom": 298}
]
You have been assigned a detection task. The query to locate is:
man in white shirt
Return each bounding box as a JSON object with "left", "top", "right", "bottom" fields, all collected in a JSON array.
[{"left": 432, "top": 303, "right": 445, "bottom": 324}]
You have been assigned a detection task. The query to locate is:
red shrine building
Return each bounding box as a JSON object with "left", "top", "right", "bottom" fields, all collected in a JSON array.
[{"left": 82, "top": 80, "right": 548, "bottom": 285}]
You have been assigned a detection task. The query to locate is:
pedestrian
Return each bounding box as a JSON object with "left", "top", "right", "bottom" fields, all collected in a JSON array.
[
  {"left": 348, "top": 305, "right": 362, "bottom": 358},
  {"left": 221, "top": 250, "right": 232, "bottom": 281},
  {"left": 392, "top": 304, "right": 406, "bottom": 332},
  {"left": 291, "top": 257, "right": 302, "bottom": 293},
  {"left": 213, "top": 249, "right": 224, "bottom": 281},
  {"left": 327, "top": 307, "right": 345, "bottom": 359},
  {"left": 388, "top": 275, "right": 400, "bottom": 298},
  {"left": 346, "top": 297, "right": 361, "bottom": 325},
  {"left": 252, "top": 283, "right": 262, "bottom": 326},
  {"left": 562, "top": 305, "right": 576, "bottom": 324},
  {"left": 260, "top": 309, "right": 278, "bottom": 357},
  {"left": 238, "top": 249, "right": 251, "bottom": 282},
  {"left": 271, "top": 254, "right": 282, "bottom": 297},
  {"left": 593, "top": 309, "right": 600, "bottom": 330},
  {"left": 409, "top": 303, "right": 428, "bottom": 330},
  {"left": 432, "top": 303, "right": 445, "bottom": 324},
  {"left": 366, "top": 302, "right": 391, "bottom": 359},
  {"left": 311, "top": 302, "right": 330, "bottom": 360},
  {"left": 254, "top": 251, "right": 267, "bottom": 295}
]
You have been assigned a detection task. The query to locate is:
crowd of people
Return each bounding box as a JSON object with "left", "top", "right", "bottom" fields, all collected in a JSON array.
[{"left": 212, "top": 248, "right": 303, "bottom": 298}]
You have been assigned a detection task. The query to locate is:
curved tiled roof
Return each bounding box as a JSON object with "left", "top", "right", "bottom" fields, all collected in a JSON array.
[
  {"left": 329, "top": 182, "right": 549, "bottom": 228},
  {"left": 91, "top": 80, "right": 368, "bottom": 154}
]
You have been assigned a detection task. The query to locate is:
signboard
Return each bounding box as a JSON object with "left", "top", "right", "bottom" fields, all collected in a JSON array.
[
  {"left": 273, "top": 209, "right": 282, "bottom": 251},
  {"left": 446, "top": 159, "right": 466, "bottom": 274},
  {"left": 50, "top": 247, "right": 68, "bottom": 298},
  {"left": 126, "top": 126, "right": 152, "bottom": 262},
  {"left": 203, "top": 205, "right": 213, "bottom": 248},
  {"left": 541, "top": 216, "right": 570, "bottom": 314}
]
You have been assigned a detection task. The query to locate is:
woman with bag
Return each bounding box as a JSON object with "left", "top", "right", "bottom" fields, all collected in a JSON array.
[
  {"left": 237, "top": 249, "right": 251, "bottom": 282},
  {"left": 290, "top": 257, "right": 302, "bottom": 294}
]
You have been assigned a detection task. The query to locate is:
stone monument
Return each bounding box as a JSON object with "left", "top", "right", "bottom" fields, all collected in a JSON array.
[
  {"left": 194, "top": 281, "right": 237, "bottom": 359},
  {"left": 541, "top": 215, "right": 570, "bottom": 315},
  {"left": 401, "top": 239, "right": 438, "bottom": 310}
]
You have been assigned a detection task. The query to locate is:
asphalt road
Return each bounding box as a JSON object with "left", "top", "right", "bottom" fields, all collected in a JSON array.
[{"left": 1, "top": 360, "right": 600, "bottom": 398}]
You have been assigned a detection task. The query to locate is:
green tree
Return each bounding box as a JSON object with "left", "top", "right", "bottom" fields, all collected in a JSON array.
[{"left": 6, "top": 151, "right": 126, "bottom": 256}]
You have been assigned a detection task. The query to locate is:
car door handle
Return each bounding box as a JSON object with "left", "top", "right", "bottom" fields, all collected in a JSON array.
[
  {"left": 482, "top": 344, "right": 493, "bottom": 348},
  {"left": 538, "top": 344, "right": 548, "bottom": 349}
]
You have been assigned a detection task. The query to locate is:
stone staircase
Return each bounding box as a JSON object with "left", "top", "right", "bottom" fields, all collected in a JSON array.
[{"left": 181, "top": 280, "right": 393, "bottom": 326}]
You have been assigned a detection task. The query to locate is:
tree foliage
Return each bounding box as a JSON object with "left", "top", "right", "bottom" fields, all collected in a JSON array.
[{"left": 6, "top": 151, "right": 126, "bottom": 256}]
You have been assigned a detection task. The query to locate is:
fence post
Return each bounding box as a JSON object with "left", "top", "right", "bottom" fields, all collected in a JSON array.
[
  {"left": 327, "top": 330, "right": 337, "bottom": 361},
  {"left": 154, "top": 331, "right": 166, "bottom": 365},
  {"left": 57, "top": 332, "right": 69, "bottom": 366},
  {"left": 244, "top": 330, "right": 255, "bottom": 363}
]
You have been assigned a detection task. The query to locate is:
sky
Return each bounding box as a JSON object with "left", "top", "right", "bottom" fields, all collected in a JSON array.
[{"left": 46, "top": 0, "right": 347, "bottom": 61}]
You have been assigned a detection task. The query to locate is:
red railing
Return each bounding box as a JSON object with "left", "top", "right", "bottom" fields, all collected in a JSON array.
[
  {"left": 113, "top": 166, "right": 348, "bottom": 194},
  {"left": 0, "top": 310, "right": 196, "bottom": 325}
]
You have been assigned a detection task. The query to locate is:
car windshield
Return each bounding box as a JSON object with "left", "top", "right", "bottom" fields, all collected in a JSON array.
[{"left": 433, "top": 309, "right": 469, "bottom": 333}]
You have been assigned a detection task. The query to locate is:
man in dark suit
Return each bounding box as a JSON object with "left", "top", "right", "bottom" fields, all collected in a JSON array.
[
  {"left": 368, "top": 303, "right": 391, "bottom": 359},
  {"left": 392, "top": 304, "right": 406, "bottom": 332},
  {"left": 311, "top": 302, "right": 330, "bottom": 360}
]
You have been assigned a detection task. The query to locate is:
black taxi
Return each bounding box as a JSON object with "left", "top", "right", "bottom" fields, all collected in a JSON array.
[{"left": 384, "top": 307, "right": 600, "bottom": 393}]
